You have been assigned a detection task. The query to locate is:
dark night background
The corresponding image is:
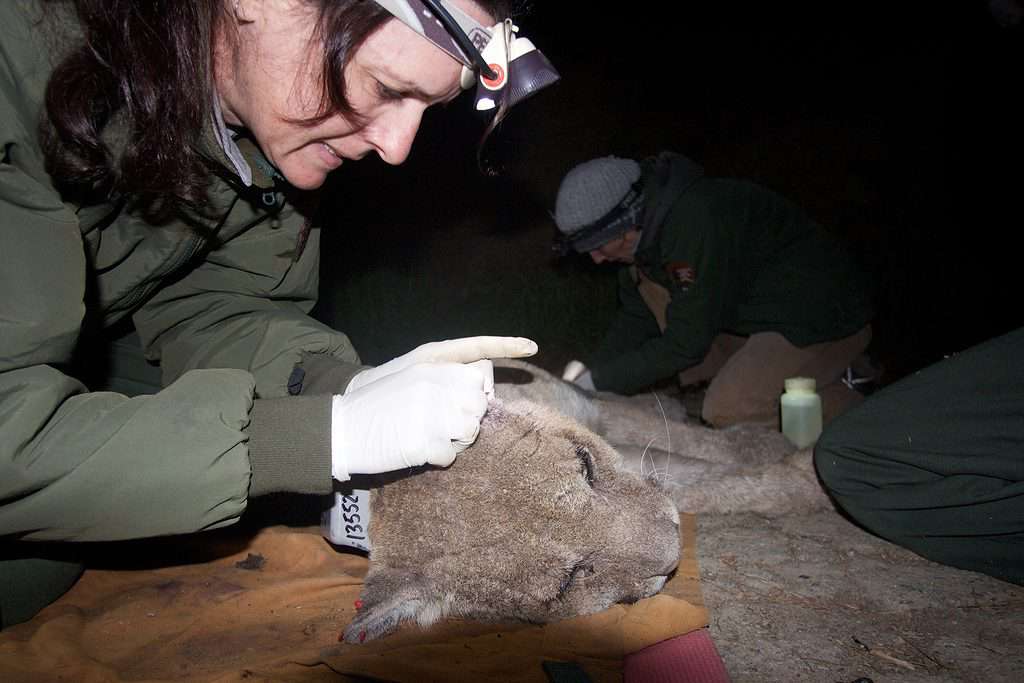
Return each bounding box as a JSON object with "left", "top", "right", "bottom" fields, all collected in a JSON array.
[{"left": 314, "top": 1, "right": 1021, "bottom": 387}]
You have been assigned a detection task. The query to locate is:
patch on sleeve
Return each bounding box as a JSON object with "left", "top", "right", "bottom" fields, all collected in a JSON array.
[{"left": 665, "top": 261, "right": 697, "bottom": 292}]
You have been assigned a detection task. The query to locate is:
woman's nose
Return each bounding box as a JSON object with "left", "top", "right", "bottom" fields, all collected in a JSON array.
[{"left": 369, "top": 102, "right": 425, "bottom": 166}]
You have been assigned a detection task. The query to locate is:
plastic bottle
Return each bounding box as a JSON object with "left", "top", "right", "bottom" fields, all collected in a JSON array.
[{"left": 780, "top": 377, "right": 822, "bottom": 449}]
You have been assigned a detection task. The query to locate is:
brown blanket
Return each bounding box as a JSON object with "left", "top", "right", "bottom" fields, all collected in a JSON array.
[{"left": 0, "top": 516, "right": 705, "bottom": 682}]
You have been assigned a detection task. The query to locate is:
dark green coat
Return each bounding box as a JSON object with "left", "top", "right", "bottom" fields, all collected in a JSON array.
[
  {"left": 589, "top": 152, "right": 874, "bottom": 394},
  {"left": 0, "top": 0, "right": 361, "bottom": 544}
]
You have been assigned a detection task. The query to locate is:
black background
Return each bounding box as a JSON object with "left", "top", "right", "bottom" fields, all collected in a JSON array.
[{"left": 318, "top": 1, "right": 1021, "bottom": 382}]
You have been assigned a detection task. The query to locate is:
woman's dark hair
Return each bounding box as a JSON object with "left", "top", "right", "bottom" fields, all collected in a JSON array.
[{"left": 40, "top": 0, "right": 508, "bottom": 222}]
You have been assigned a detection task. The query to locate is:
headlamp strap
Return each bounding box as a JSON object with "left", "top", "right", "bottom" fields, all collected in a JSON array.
[{"left": 374, "top": 0, "right": 496, "bottom": 78}]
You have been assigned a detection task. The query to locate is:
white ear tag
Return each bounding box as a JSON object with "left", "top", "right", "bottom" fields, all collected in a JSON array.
[{"left": 321, "top": 487, "right": 372, "bottom": 552}]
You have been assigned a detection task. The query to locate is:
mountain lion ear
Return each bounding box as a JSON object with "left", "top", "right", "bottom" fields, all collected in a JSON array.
[{"left": 344, "top": 568, "right": 443, "bottom": 643}]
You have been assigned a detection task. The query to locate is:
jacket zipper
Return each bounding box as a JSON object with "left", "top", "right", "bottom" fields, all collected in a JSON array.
[
  {"left": 114, "top": 192, "right": 245, "bottom": 317},
  {"left": 113, "top": 230, "right": 207, "bottom": 317}
]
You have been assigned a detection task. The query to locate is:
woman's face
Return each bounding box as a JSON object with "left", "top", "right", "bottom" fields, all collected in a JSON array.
[{"left": 216, "top": 0, "right": 493, "bottom": 190}]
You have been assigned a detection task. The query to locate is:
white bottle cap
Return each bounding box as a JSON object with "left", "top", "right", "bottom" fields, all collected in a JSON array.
[{"left": 784, "top": 377, "right": 816, "bottom": 393}]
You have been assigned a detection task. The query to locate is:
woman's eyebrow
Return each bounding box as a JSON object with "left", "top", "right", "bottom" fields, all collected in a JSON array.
[{"left": 374, "top": 67, "right": 461, "bottom": 104}]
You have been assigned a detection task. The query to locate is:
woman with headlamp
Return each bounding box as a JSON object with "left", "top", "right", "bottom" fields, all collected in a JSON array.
[{"left": 0, "top": 0, "right": 556, "bottom": 627}]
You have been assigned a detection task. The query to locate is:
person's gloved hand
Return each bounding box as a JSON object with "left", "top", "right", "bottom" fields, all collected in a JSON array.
[
  {"left": 562, "top": 359, "right": 587, "bottom": 382},
  {"left": 346, "top": 336, "right": 537, "bottom": 394},
  {"left": 331, "top": 361, "right": 494, "bottom": 480},
  {"left": 562, "top": 359, "right": 595, "bottom": 390}
]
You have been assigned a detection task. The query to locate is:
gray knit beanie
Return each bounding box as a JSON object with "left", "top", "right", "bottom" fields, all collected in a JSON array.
[{"left": 553, "top": 156, "right": 644, "bottom": 253}]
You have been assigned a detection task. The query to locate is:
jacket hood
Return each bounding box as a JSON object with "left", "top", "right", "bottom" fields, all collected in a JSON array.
[{"left": 637, "top": 152, "right": 704, "bottom": 252}]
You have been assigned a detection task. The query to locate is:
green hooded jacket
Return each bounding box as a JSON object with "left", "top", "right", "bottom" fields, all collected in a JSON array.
[
  {"left": 1, "top": 0, "right": 364, "bottom": 545},
  {"left": 589, "top": 152, "right": 874, "bottom": 394}
]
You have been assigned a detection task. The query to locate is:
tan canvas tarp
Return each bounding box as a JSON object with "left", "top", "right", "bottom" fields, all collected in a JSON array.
[{"left": 0, "top": 515, "right": 705, "bottom": 682}]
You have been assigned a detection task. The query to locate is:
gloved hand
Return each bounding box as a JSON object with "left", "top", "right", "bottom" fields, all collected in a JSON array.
[
  {"left": 561, "top": 359, "right": 588, "bottom": 382},
  {"left": 562, "top": 359, "right": 595, "bottom": 390},
  {"left": 331, "top": 361, "right": 493, "bottom": 481},
  {"left": 346, "top": 336, "right": 537, "bottom": 394}
]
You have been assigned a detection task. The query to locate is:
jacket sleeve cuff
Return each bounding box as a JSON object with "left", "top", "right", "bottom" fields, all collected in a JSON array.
[
  {"left": 246, "top": 395, "right": 333, "bottom": 496},
  {"left": 289, "top": 351, "right": 368, "bottom": 396}
]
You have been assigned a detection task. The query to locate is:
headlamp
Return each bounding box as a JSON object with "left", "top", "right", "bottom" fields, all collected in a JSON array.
[{"left": 372, "top": 0, "right": 560, "bottom": 123}]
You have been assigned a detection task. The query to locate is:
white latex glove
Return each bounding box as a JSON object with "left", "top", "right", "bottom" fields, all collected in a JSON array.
[
  {"left": 561, "top": 359, "right": 588, "bottom": 382},
  {"left": 346, "top": 336, "right": 537, "bottom": 394},
  {"left": 562, "top": 359, "right": 595, "bottom": 390},
  {"left": 331, "top": 361, "right": 492, "bottom": 481}
]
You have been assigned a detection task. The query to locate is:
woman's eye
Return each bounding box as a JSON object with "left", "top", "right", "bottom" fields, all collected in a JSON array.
[{"left": 376, "top": 81, "right": 404, "bottom": 101}]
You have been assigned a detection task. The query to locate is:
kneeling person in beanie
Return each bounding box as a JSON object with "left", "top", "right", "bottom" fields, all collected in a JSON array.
[{"left": 554, "top": 152, "right": 874, "bottom": 428}]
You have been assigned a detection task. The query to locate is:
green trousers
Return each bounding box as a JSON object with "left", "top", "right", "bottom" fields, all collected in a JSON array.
[
  {"left": 1, "top": 332, "right": 162, "bottom": 629},
  {"left": 815, "top": 326, "right": 1024, "bottom": 585}
]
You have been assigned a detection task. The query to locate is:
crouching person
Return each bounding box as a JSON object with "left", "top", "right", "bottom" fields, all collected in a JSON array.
[{"left": 553, "top": 151, "right": 875, "bottom": 428}]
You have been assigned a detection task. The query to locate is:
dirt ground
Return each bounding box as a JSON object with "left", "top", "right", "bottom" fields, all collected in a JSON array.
[{"left": 696, "top": 510, "right": 1024, "bottom": 682}]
